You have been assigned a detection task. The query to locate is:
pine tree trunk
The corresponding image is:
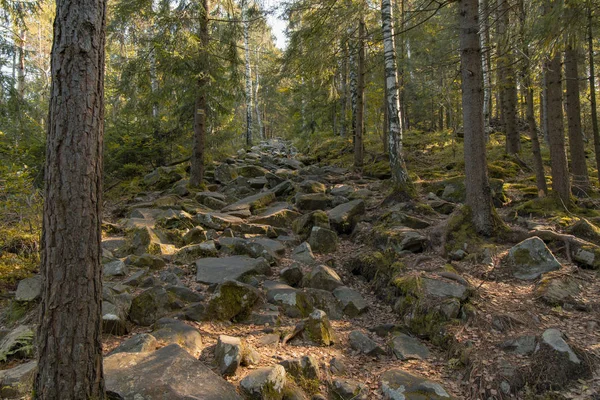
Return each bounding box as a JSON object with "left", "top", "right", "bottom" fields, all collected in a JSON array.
[
  {"left": 498, "top": 0, "right": 520, "bottom": 154},
  {"left": 340, "top": 42, "right": 348, "bottom": 137},
  {"left": 479, "top": 0, "right": 492, "bottom": 130},
  {"left": 459, "top": 0, "right": 495, "bottom": 235},
  {"left": 382, "top": 0, "right": 413, "bottom": 197},
  {"left": 190, "top": 0, "right": 209, "bottom": 187},
  {"left": 243, "top": 0, "right": 252, "bottom": 146},
  {"left": 565, "top": 43, "right": 590, "bottom": 195},
  {"left": 35, "top": 0, "right": 107, "bottom": 398},
  {"left": 254, "top": 56, "right": 264, "bottom": 140},
  {"left": 16, "top": 29, "right": 25, "bottom": 100},
  {"left": 354, "top": 15, "right": 365, "bottom": 168},
  {"left": 545, "top": 51, "right": 571, "bottom": 204},
  {"left": 589, "top": 2, "right": 600, "bottom": 185}
]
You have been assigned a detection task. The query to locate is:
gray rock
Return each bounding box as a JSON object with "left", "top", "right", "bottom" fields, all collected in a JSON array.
[
  {"left": 151, "top": 318, "right": 203, "bottom": 357},
  {"left": 215, "top": 335, "right": 243, "bottom": 376},
  {"left": 384, "top": 228, "right": 428, "bottom": 254},
  {"left": 306, "top": 265, "right": 343, "bottom": 291},
  {"left": 265, "top": 281, "right": 312, "bottom": 318},
  {"left": 195, "top": 212, "right": 244, "bottom": 230},
  {"left": 296, "top": 193, "right": 333, "bottom": 211},
  {"left": 331, "top": 379, "right": 368, "bottom": 400},
  {"left": 0, "top": 360, "right": 36, "bottom": 399},
  {"left": 240, "top": 365, "right": 287, "bottom": 400},
  {"left": 0, "top": 325, "right": 34, "bottom": 363},
  {"left": 142, "top": 167, "right": 182, "bottom": 190},
  {"left": 104, "top": 260, "right": 129, "bottom": 277},
  {"left": 105, "top": 344, "right": 242, "bottom": 400},
  {"left": 238, "top": 165, "right": 270, "bottom": 178},
  {"left": 348, "top": 331, "right": 386, "bottom": 356},
  {"left": 422, "top": 277, "right": 469, "bottom": 301},
  {"left": 280, "top": 355, "right": 321, "bottom": 380},
  {"left": 129, "top": 286, "right": 176, "bottom": 326},
  {"left": 572, "top": 245, "right": 600, "bottom": 269},
  {"left": 248, "top": 204, "right": 301, "bottom": 228},
  {"left": 166, "top": 285, "right": 204, "bottom": 303},
  {"left": 503, "top": 237, "right": 561, "bottom": 280},
  {"left": 500, "top": 335, "right": 537, "bottom": 355},
  {"left": 15, "top": 275, "right": 41, "bottom": 302},
  {"left": 332, "top": 286, "right": 368, "bottom": 317},
  {"left": 292, "top": 210, "right": 330, "bottom": 238},
  {"left": 389, "top": 333, "right": 430, "bottom": 360},
  {"left": 380, "top": 369, "right": 451, "bottom": 399},
  {"left": 222, "top": 191, "right": 276, "bottom": 213},
  {"left": 540, "top": 329, "right": 580, "bottom": 364},
  {"left": 536, "top": 276, "right": 581, "bottom": 306},
  {"left": 206, "top": 280, "right": 261, "bottom": 321},
  {"left": 246, "top": 310, "right": 281, "bottom": 326},
  {"left": 109, "top": 333, "right": 158, "bottom": 355},
  {"left": 304, "top": 309, "right": 336, "bottom": 346},
  {"left": 328, "top": 200, "right": 365, "bottom": 234},
  {"left": 298, "top": 180, "right": 326, "bottom": 194},
  {"left": 195, "top": 256, "right": 271, "bottom": 284},
  {"left": 173, "top": 241, "right": 218, "bottom": 263},
  {"left": 307, "top": 226, "right": 338, "bottom": 253},
  {"left": 330, "top": 185, "right": 354, "bottom": 197},
  {"left": 271, "top": 180, "right": 295, "bottom": 197},
  {"left": 329, "top": 357, "right": 347, "bottom": 376},
  {"left": 291, "top": 242, "right": 316, "bottom": 265},
  {"left": 280, "top": 264, "right": 304, "bottom": 287},
  {"left": 183, "top": 226, "right": 208, "bottom": 245},
  {"left": 214, "top": 163, "right": 239, "bottom": 184},
  {"left": 126, "top": 253, "right": 166, "bottom": 270}
]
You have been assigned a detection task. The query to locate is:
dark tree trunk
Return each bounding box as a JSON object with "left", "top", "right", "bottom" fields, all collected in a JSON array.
[
  {"left": 498, "top": 0, "right": 520, "bottom": 154},
  {"left": 589, "top": 2, "right": 600, "bottom": 184},
  {"left": 545, "top": 51, "right": 571, "bottom": 205},
  {"left": 354, "top": 14, "right": 365, "bottom": 168},
  {"left": 564, "top": 43, "right": 590, "bottom": 195},
  {"left": 190, "top": 0, "right": 209, "bottom": 187},
  {"left": 460, "top": 0, "right": 495, "bottom": 235},
  {"left": 35, "top": 0, "right": 107, "bottom": 398},
  {"left": 340, "top": 41, "right": 349, "bottom": 137}
]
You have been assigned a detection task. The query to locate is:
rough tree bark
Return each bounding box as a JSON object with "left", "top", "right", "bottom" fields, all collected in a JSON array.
[
  {"left": 545, "top": 51, "right": 572, "bottom": 204},
  {"left": 354, "top": 14, "right": 365, "bottom": 168},
  {"left": 564, "top": 43, "right": 590, "bottom": 195},
  {"left": 589, "top": 2, "right": 600, "bottom": 185},
  {"left": 243, "top": 0, "right": 252, "bottom": 146},
  {"left": 16, "top": 29, "right": 25, "bottom": 100},
  {"left": 497, "top": 0, "right": 520, "bottom": 154},
  {"left": 340, "top": 40, "right": 349, "bottom": 137},
  {"left": 382, "top": 0, "right": 413, "bottom": 197},
  {"left": 459, "top": 0, "right": 496, "bottom": 235},
  {"left": 34, "top": 0, "right": 107, "bottom": 398},
  {"left": 479, "top": 0, "right": 492, "bottom": 130},
  {"left": 190, "top": 0, "right": 209, "bottom": 187}
]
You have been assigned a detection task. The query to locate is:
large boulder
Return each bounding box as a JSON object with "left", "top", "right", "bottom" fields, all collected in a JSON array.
[
  {"left": 328, "top": 200, "right": 365, "bottom": 234},
  {"left": 195, "top": 256, "right": 271, "bottom": 285},
  {"left": 105, "top": 344, "right": 242, "bottom": 400},
  {"left": 502, "top": 237, "right": 561, "bottom": 280},
  {"left": 206, "top": 280, "right": 261, "bottom": 321},
  {"left": 380, "top": 369, "right": 452, "bottom": 399}
]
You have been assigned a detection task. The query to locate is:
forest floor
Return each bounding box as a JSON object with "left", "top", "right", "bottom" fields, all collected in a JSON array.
[{"left": 1, "top": 133, "right": 600, "bottom": 400}]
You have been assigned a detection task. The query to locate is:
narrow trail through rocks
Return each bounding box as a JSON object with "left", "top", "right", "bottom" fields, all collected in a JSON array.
[{"left": 3, "top": 138, "right": 600, "bottom": 400}]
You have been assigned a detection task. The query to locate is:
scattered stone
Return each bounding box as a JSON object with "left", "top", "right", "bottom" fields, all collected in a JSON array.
[
  {"left": 206, "top": 280, "right": 261, "bottom": 321},
  {"left": 376, "top": 227, "right": 427, "bottom": 254},
  {"left": 222, "top": 191, "right": 276, "bottom": 213},
  {"left": 332, "top": 286, "right": 368, "bottom": 317},
  {"left": 572, "top": 244, "right": 600, "bottom": 269},
  {"left": 183, "top": 226, "right": 208, "bottom": 245},
  {"left": 195, "top": 256, "right": 271, "bottom": 285},
  {"left": 126, "top": 253, "right": 166, "bottom": 270},
  {"left": 389, "top": 333, "right": 430, "bottom": 360},
  {"left": 296, "top": 193, "right": 333, "bottom": 211},
  {"left": 305, "top": 288, "right": 344, "bottom": 320},
  {"left": 329, "top": 357, "right": 347, "bottom": 376},
  {"left": 103, "top": 259, "right": 129, "bottom": 277},
  {"left": 214, "top": 163, "right": 239, "bottom": 184},
  {"left": 536, "top": 275, "right": 581, "bottom": 306},
  {"left": 129, "top": 286, "right": 177, "bottom": 326},
  {"left": 142, "top": 167, "right": 182, "bottom": 190},
  {"left": 102, "top": 286, "right": 132, "bottom": 335},
  {"left": 246, "top": 310, "right": 281, "bottom": 326},
  {"left": 348, "top": 331, "right": 386, "bottom": 356},
  {"left": 271, "top": 180, "right": 294, "bottom": 197},
  {"left": 298, "top": 180, "right": 326, "bottom": 194},
  {"left": 256, "top": 333, "right": 280, "bottom": 347},
  {"left": 240, "top": 365, "right": 287, "bottom": 400},
  {"left": 306, "top": 265, "right": 343, "bottom": 291},
  {"left": 195, "top": 212, "right": 244, "bottom": 230},
  {"left": 503, "top": 237, "right": 561, "bottom": 280},
  {"left": 238, "top": 165, "right": 269, "bottom": 178},
  {"left": 215, "top": 335, "right": 244, "bottom": 376},
  {"left": 307, "top": 226, "right": 338, "bottom": 253},
  {"left": 280, "top": 355, "right": 321, "bottom": 380},
  {"left": 265, "top": 281, "right": 312, "bottom": 318},
  {"left": 328, "top": 200, "right": 365, "bottom": 234},
  {"left": 304, "top": 309, "right": 336, "bottom": 346},
  {"left": 249, "top": 204, "right": 301, "bottom": 228},
  {"left": 567, "top": 218, "right": 600, "bottom": 243},
  {"left": 173, "top": 241, "right": 218, "bottom": 263},
  {"left": 108, "top": 333, "right": 158, "bottom": 355},
  {"left": 331, "top": 378, "right": 368, "bottom": 400},
  {"left": 380, "top": 369, "right": 451, "bottom": 399},
  {"left": 330, "top": 185, "right": 354, "bottom": 197},
  {"left": 105, "top": 344, "right": 242, "bottom": 400},
  {"left": 280, "top": 264, "right": 304, "bottom": 287},
  {"left": 292, "top": 210, "right": 330, "bottom": 238},
  {"left": 15, "top": 275, "right": 41, "bottom": 302}
]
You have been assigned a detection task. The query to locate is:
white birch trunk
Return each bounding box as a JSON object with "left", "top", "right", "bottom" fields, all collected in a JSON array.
[
  {"left": 243, "top": 0, "right": 253, "bottom": 146},
  {"left": 382, "top": 0, "right": 412, "bottom": 195}
]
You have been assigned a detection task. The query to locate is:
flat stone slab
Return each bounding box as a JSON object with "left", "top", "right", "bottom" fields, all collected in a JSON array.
[
  {"left": 105, "top": 344, "right": 242, "bottom": 400},
  {"left": 503, "top": 237, "right": 561, "bottom": 280},
  {"left": 195, "top": 256, "right": 270, "bottom": 284},
  {"left": 380, "top": 369, "right": 451, "bottom": 399},
  {"left": 389, "top": 333, "right": 430, "bottom": 360}
]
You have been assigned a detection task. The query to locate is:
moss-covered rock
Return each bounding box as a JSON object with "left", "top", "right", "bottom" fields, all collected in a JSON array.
[
  {"left": 502, "top": 237, "right": 561, "bottom": 280},
  {"left": 143, "top": 167, "right": 182, "bottom": 190},
  {"left": 304, "top": 309, "right": 336, "bottom": 346},
  {"left": 206, "top": 280, "right": 261, "bottom": 321},
  {"left": 572, "top": 244, "right": 600, "bottom": 269},
  {"left": 567, "top": 218, "right": 600, "bottom": 243},
  {"left": 292, "top": 210, "right": 330, "bottom": 238}
]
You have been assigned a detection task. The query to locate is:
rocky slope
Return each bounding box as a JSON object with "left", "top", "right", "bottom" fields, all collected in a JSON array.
[{"left": 1, "top": 139, "right": 599, "bottom": 399}]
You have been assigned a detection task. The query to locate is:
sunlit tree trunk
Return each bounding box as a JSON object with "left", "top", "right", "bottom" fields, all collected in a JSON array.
[
  {"left": 16, "top": 29, "right": 26, "bottom": 100},
  {"left": 190, "top": 0, "right": 209, "bottom": 187},
  {"left": 382, "top": 0, "right": 413, "bottom": 197},
  {"left": 354, "top": 14, "right": 365, "bottom": 168},
  {"left": 254, "top": 51, "right": 264, "bottom": 140},
  {"left": 340, "top": 41, "right": 348, "bottom": 137},
  {"left": 460, "top": 0, "right": 495, "bottom": 235},
  {"left": 34, "top": 0, "right": 107, "bottom": 397},
  {"left": 243, "top": 0, "right": 252, "bottom": 146},
  {"left": 479, "top": 0, "right": 492, "bottom": 130}
]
